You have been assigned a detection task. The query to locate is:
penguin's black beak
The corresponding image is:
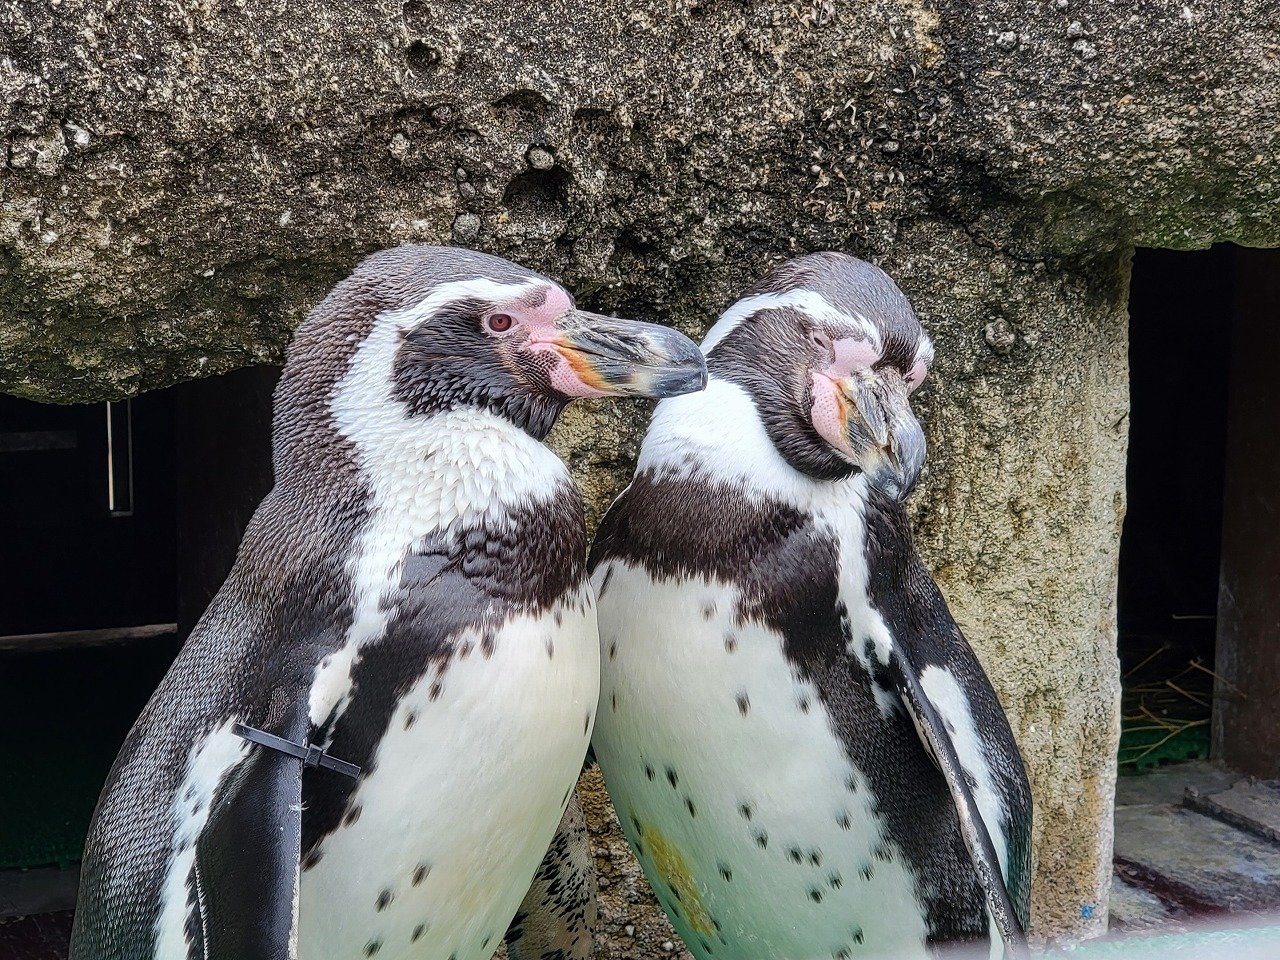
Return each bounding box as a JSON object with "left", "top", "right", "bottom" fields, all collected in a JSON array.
[
  {"left": 548, "top": 311, "right": 708, "bottom": 399},
  {"left": 871, "top": 411, "right": 926, "bottom": 501},
  {"left": 840, "top": 371, "right": 926, "bottom": 500}
]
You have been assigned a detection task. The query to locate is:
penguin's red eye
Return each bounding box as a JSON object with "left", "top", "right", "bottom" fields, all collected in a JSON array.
[{"left": 487, "top": 313, "right": 514, "bottom": 333}]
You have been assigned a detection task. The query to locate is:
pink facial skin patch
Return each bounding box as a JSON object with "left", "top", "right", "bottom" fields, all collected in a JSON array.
[
  {"left": 544, "top": 353, "right": 610, "bottom": 398},
  {"left": 905, "top": 358, "right": 928, "bottom": 392},
  {"left": 810, "top": 372, "right": 853, "bottom": 455},
  {"left": 830, "top": 337, "right": 880, "bottom": 376},
  {"left": 810, "top": 336, "right": 883, "bottom": 456},
  {"left": 490, "top": 285, "right": 613, "bottom": 398},
  {"left": 502, "top": 284, "right": 573, "bottom": 345}
]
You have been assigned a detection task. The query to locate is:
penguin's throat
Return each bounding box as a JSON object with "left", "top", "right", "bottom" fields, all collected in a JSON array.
[
  {"left": 639, "top": 377, "right": 867, "bottom": 511},
  {"left": 355, "top": 407, "right": 572, "bottom": 531}
]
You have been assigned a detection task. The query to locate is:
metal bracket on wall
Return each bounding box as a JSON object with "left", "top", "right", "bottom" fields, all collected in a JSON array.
[{"left": 105, "top": 400, "right": 133, "bottom": 517}]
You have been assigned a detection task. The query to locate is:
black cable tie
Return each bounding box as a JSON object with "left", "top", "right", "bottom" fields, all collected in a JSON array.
[{"left": 233, "top": 723, "right": 362, "bottom": 780}]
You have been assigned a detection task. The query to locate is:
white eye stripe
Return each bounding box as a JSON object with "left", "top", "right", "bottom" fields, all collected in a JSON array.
[
  {"left": 381, "top": 278, "right": 544, "bottom": 333},
  {"left": 913, "top": 336, "right": 935, "bottom": 367},
  {"left": 700, "top": 290, "right": 881, "bottom": 354}
]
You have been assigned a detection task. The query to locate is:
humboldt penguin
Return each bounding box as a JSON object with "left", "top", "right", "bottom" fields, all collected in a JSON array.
[
  {"left": 70, "top": 245, "right": 706, "bottom": 960},
  {"left": 589, "top": 253, "right": 1032, "bottom": 960},
  {"left": 504, "top": 791, "right": 598, "bottom": 960}
]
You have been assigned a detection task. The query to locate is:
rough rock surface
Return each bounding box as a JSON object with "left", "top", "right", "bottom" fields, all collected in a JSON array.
[{"left": 4, "top": 0, "right": 1278, "bottom": 947}]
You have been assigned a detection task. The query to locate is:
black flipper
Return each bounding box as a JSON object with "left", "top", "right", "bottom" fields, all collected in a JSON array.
[
  {"left": 190, "top": 706, "right": 306, "bottom": 960},
  {"left": 886, "top": 649, "right": 1030, "bottom": 960}
]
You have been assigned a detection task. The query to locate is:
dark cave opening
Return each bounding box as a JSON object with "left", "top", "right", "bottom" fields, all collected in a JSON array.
[{"left": 1112, "top": 246, "right": 1280, "bottom": 928}]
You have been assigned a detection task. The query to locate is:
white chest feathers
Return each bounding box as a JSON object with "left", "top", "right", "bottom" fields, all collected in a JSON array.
[
  {"left": 310, "top": 406, "right": 571, "bottom": 732},
  {"left": 592, "top": 563, "right": 931, "bottom": 960},
  {"left": 298, "top": 591, "right": 599, "bottom": 960}
]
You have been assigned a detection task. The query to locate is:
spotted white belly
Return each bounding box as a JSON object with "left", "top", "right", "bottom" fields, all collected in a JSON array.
[
  {"left": 297, "top": 594, "right": 599, "bottom": 960},
  {"left": 592, "top": 561, "right": 931, "bottom": 960}
]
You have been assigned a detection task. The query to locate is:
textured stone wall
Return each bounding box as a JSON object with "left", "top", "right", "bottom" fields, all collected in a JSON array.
[{"left": 4, "top": 0, "right": 1278, "bottom": 947}]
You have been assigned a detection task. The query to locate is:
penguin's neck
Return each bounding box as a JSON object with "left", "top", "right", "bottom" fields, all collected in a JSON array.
[
  {"left": 638, "top": 374, "right": 870, "bottom": 519},
  {"left": 634, "top": 373, "right": 892, "bottom": 674},
  {"left": 328, "top": 291, "right": 571, "bottom": 532},
  {"left": 347, "top": 405, "right": 571, "bottom": 533}
]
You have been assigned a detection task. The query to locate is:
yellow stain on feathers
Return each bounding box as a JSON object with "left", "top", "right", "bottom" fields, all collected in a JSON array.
[{"left": 638, "top": 821, "right": 717, "bottom": 939}]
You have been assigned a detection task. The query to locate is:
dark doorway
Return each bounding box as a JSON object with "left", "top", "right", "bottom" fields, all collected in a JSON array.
[
  {"left": 0, "top": 392, "right": 178, "bottom": 638},
  {"left": 1118, "top": 245, "right": 1280, "bottom": 776},
  {"left": 0, "top": 391, "right": 181, "bottom": 878},
  {"left": 1109, "top": 247, "right": 1280, "bottom": 933},
  {"left": 0, "top": 366, "right": 278, "bottom": 922},
  {"left": 1213, "top": 249, "right": 1280, "bottom": 776},
  {"left": 1117, "top": 246, "right": 1235, "bottom": 771}
]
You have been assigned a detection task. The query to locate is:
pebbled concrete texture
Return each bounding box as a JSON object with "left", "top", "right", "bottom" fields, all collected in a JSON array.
[{"left": 3, "top": 0, "right": 1279, "bottom": 946}]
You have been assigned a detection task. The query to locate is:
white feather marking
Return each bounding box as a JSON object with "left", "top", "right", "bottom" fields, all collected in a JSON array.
[
  {"left": 914, "top": 334, "right": 935, "bottom": 367},
  {"left": 311, "top": 278, "right": 570, "bottom": 731},
  {"left": 918, "top": 665, "right": 1009, "bottom": 959},
  {"left": 638, "top": 379, "right": 818, "bottom": 501},
  {"left": 290, "top": 838, "right": 301, "bottom": 960},
  {"left": 805, "top": 488, "right": 900, "bottom": 711},
  {"left": 700, "top": 289, "right": 881, "bottom": 354},
  {"left": 154, "top": 718, "right": 250, "bottom": 958}
]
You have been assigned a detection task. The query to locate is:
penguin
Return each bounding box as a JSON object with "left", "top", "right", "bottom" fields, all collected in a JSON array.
[
  {"left": 69, "top": 245, "right": 707, "bottom": 960},
  {"left": 504, "top": 790, "right": 598, "bottom": 960},
  {"left": 588, "top": 252, "right": 1032, "bottom": 960}
]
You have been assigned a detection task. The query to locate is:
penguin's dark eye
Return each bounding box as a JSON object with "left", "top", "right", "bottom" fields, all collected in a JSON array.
[{"left": 487, "top": 313, "right": 514, "bottom": 333}]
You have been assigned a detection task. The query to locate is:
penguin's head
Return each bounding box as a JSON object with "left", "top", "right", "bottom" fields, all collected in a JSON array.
[
  {"left": 703, "top": 252, "right": 932, "bottom": 498},
  {"left": 275, "top": 245, "right": 707, "bottom": 467}
]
